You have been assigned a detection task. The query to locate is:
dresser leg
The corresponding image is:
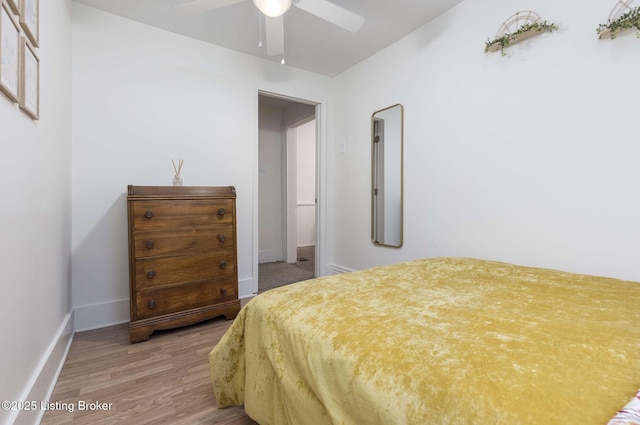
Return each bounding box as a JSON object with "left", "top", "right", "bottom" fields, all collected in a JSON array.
[
  {"left": 223, "top": 313, "right": 237, "bottom": 320},
  {"left": 222, "top": 301, "right": 241, "bottom": 320},
  {"left": 130, "top": 326, "right": 153, "bottom": 343}
]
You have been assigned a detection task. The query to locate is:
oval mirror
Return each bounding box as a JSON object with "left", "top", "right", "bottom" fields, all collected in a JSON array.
[{"left": 371, "top": 104, "right": 403, "bottom": 247}]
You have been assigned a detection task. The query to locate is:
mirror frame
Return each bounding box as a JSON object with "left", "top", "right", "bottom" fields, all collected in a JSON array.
[{"left": 371, "top": 104, "right": 404, "bottom": 248}]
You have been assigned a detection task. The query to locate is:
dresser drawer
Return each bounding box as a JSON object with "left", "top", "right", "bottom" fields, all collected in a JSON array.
[
  {"left": 135, "top": 279, "right": 237, "bottom": 319},
  {"left": 132, "top": 225, "right": 234, "bottom": 259},
  {"left": 131, "top": 199, "right": 234, "bottom": 230},
  {"left": 135, "top": 252, "right": 235, "bottom": 288}
]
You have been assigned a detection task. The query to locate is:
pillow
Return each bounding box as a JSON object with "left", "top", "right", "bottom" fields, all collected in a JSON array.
[{"left": 608, "top": 389, "right": 640, "bottom": 425}]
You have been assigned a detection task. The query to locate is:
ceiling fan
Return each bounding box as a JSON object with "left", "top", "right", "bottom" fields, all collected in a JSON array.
[{"left": 176, "top": 0, "right": 365, "bottom": 58}]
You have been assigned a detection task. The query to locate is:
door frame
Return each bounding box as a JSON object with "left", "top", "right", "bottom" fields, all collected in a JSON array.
[{"left": 253, "top": 89, "right": 326, "bottom": 295}]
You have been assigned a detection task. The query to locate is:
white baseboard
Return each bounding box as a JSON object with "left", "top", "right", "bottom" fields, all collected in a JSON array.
[
  {"left": 328, "top": 264, "right": 356, "bottom": 275},
  {"left": 240, "top": 294, "right": 256, "bottom": 308},
  {"left": 12, "top": 311, "right": 74, "bottom": 425},
  {"left": 239, "top": 275, "right": 257, "bottom": 299},
  {"left": 258, "top": 249, "right": 283, "bottom": 264},
  {"left": 72, "top": 289, "right": 259, "bottom": 331},
  {"left": 72, "top": 266, "right": 348, "bottom": 332},
  {"left": 74, "top": 299, "right": 129, "bottom": 332},
  {"left": 72, "top": 283, "right": 261, "bottom": 332}
]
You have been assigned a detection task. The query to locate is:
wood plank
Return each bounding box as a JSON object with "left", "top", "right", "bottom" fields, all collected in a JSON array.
[{"left": 40, "top": 319, "right": 257, "bottom": 425}]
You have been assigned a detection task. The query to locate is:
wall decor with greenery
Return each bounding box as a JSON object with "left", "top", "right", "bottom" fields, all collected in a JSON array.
[
  {"left": 485, "top": 10, "right": 558, "bottom": 56},
  {"left": 597, "top": 1, "right": 640, "bottom": 39}
]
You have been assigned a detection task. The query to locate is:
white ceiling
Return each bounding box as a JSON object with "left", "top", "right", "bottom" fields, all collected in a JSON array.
[{"left": 73, "top": 0, "right": 464, "bottom": 77}]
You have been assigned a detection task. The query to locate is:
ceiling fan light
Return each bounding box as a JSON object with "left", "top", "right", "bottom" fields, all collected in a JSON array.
[{"left": 253, "top": 0, "right": 291, "bottom": 17}]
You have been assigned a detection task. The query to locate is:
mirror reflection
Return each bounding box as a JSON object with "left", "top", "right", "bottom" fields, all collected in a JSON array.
[{"left": 371, "top": 104, "right": 403, "bottom": 247}]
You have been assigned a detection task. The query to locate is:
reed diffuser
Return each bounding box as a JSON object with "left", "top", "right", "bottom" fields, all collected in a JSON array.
[{"left": 172, "top": 159, "right": 183, "bottom": 186}]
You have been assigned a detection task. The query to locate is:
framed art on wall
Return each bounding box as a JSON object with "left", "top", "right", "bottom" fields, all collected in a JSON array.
[
  {"left": 19, "top": 0, "right": 36, "bottom": 47},
  {"left": 19, "top": 36, "right": 38, "bottom": 119},
  {"left": 0, "top": 1, "right": 20, "bottom": 103}
]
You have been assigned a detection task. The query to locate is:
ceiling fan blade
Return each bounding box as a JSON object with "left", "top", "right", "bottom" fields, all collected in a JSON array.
[
  {"left": 293, "top": 0, "right": 364, "bottom": 33},
  {"left": 265, "top": 15, "right": 284, "bottom": 56},
  {"left": 175, "top": 0, "right": 246, "bottom": 14}
]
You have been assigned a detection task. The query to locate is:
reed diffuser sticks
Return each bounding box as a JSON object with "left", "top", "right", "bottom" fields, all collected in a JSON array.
[
  {"left": 172, "top": 159, "right": 184, "bottom": 186},
  {"left": 172, "top": 159, "right": 183, "bottom": 177}
]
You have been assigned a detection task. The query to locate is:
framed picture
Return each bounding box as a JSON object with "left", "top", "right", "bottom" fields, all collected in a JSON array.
[
  {"left": 19, "top": 36, "right": 38, "bottom": 119},
  {"left": 6, "top": 0, "right": 18, "bottom": 15},
  {"left": 0, "top": 1, "right": 20, "bottom": 103},
  {"left": 19, "top": 0, "right": 37, "bottom": 47}
]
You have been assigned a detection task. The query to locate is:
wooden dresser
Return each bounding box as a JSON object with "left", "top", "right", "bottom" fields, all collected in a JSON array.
[{"left": 127, "top": 185, "right": 241, "bottom": 343}]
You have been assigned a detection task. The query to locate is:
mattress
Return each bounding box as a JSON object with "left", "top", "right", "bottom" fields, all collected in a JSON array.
[{"left": 209, "top": 257, "right": 640, "bottom": 424}]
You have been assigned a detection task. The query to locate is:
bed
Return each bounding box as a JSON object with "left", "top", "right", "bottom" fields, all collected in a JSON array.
[{"left": 209, "top": 257, "right": 640, "bottom": 424}]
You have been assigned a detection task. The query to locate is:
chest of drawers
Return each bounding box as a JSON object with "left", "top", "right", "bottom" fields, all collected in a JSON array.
[{"left": 127, "top": 185, "right": 241, "bottom": 342}]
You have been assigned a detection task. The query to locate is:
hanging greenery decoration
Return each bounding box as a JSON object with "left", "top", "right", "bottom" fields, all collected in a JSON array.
[
  {"left": 485, "top": 21, "right": 558, "bottom": 56},
  {"left": 597, "top": 5, "right": 640, "bottom": 39}
]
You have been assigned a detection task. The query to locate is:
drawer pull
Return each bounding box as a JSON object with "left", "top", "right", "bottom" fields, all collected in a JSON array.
[
  {"left": 220, "top": 287, "right": 228, "bottom": 296},
  {"left": 145, "top": 240, "right": 154, "bottom": 249},
  {"left": 217, "top": 208, "right": 225, "bottom": 217},
  {"left": 144, "top": 210, "right": 154, "bottom": 219},
  {"left": 147, "top": 300, "right": 156, "bottom": 309},
  {"left": 146, "top": 270, "right": 156, "bottom": 279},
  {"left": 219, "top": 260, "right": 227, "bottom": 269},
  {"left": 217, "top": 234, "right": 225, "bottom": 242}
]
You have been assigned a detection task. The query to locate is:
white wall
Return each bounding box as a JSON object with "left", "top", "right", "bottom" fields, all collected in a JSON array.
[
  {"left": 296, "top": 119, "right": 316, "bottom": 205},
  {"left": 0, "top": 1, "right": 73, "bottom": 424},
  {"left": 258, "top": 104, "right": 284, "bottom": 263},
  {"left": 296, "top": 119, "right": 316, "bottom": 247},
  {"left": 332, "top": 0, "right": 640, "bottom": 282},
  {"left": 71, "top": 3, "right": 333, "bottom": 329}
]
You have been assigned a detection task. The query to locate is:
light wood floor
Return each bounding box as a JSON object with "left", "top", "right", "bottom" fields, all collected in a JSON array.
[{"left": 40, "top": 318, "right": 257, "bottom": 425}]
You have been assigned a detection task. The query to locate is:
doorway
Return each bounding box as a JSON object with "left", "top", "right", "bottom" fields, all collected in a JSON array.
[{"left": 257, "top": 92, "right": 319, "bottom": 292}]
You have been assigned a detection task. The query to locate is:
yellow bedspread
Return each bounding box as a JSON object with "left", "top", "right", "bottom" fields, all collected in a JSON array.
[{"left": 209, "top": 257, "right": 640, "bottom": 424}]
